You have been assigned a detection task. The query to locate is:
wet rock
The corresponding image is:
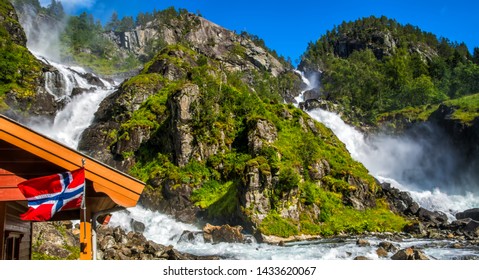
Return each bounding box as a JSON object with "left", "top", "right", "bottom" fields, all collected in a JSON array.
[
  {"left": 417, "top": 208, "right": 448, "bottom": 227},
  {"left": 203, "top": 223, "right": 245, "bottom": 244},
  {"left": 178, "top": 230, "right": 203, "bottom": 243},
  {"left": 378, "top": 241, "right": 398, "bottom": 253},
  {"left": 356, "top": 239, "right": 370, "bottom": 247},
  {"left": 380, "top": 183, "right": 420, "bottom": 216},
  {"left": 130, "top": 219, "right": 146, "bottom": 233},
  {"left": 96, "top": 225, "right": 219, "bottom": 260},
  {"left": 376, "top": 247, "right": 388, "bottom": 257},
  {"left": 354, "top": 256, "right": 370, "bottom": 260},
  {"left": 302, "top": 88, "right": 321, "bottom": 101},
  {"left": 403, "top": 222, "right": 427, "bottom": 236},
  {"left": 464, "top": 220, "right": 479, "bottom": 234},
  {"left": 452, "top": 255, "right": 479, "bottom": 260},
  {"left": 391, "top": 247, "right": 429, "bottom": 260}
]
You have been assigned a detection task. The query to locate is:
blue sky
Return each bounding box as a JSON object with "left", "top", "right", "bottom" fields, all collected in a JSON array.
[{"left": 40, "top": 0, "right": 479, "bottom": 64}]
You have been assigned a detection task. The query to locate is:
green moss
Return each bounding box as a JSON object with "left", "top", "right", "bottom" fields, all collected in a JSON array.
[
  {"left": 259, "top": 212, "right": 299, "bottom": 237},
  {"left": 377, "top": 104, "right": 440, "bottom": 126},
  {"left": 0, "top": 2, "right": 43, "bottom": 112},
  {"left": 191, "top": 180, "right": 232, "bottom": 208},
  {"left": 192, "top": 180, "right": 239, "bottom": 218},
  {"left": 299, "top": 183, "right": 409, "bottom": 236},
  {"left": 443, "top": 93, "right": 479, "bottom": 124},
  {"left": 377, "top": 93, "right": 479, "bottom": 127},
  {"left": 32, "top": 252, "right": 63, "bottom": 260},
  {"left": 143, "top": 44, "right": 198, "bottom": 74}
]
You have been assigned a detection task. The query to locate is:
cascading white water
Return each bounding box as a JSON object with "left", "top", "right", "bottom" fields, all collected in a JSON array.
[
  {"left": 28, "top": 54, "right": 116, "bottom": 149},
  {"left": 307, "top": 109, "right": 479, "bottom": 221},
  {"left": 291, "top": 70, "right": 479, "bottom": 221}
]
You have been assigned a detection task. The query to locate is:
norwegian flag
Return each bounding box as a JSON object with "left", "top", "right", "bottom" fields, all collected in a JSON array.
[{"left": 17, "top": 168, "right": 85, "bottom": 221}]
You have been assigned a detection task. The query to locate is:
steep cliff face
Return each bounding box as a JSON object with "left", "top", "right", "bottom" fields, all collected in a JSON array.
[{"left": 111, "top": 14, "right": 288, "bottom": 77}]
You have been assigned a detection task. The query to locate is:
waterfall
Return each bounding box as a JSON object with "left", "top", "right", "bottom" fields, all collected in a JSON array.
[
  {"left": 307, "top": 109, "right": 479, "bottom": 220},
  {"left": 295, "top": 72, "right": 479, "bottom": 220},
  {"left": 28, "top": 54, "right": 117, "bottom": 149}
]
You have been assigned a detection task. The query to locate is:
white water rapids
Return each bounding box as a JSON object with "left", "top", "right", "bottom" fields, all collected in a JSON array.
[{"left": 25, "top": 57, "right": 478, "bottom": 259}]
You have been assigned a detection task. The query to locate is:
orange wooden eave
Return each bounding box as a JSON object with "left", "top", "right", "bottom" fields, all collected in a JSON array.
[{"left": 0, "top": 114, "right": 145, "bottom": 208}]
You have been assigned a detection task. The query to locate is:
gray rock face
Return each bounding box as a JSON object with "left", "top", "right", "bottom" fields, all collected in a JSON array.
[
  {"left": 241, "top": 162, "right": 273, "bottom": 225},
  {"left": 456, "top": 208, "right": 479, "bottom": 221},
  {"left": 32, "top": 221, "right": 80, "bottom": 259},
  {"left": 170, "top": 84, "right": 200, "bottom": 167},
  {"left": 112, "top": 15, "right": 288, "bottom": 78},
  {"left": 247, "top": 119, "right": 278, "bottom": 155}
]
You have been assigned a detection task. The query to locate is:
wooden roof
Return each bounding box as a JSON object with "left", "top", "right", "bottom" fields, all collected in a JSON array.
[{"left": 0, "top": 114, "right": 145, "bottom": 218}]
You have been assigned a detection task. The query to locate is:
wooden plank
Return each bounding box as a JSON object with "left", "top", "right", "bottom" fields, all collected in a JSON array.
[
  {"left": 0, "top": 172, "right": 25, "bottom": 186},
  {"left": 0, "top": 187, "right": 25, "bottom": 201},
  {"left": 0, "top": 202, "right": 6, "bottom": 259},
  {"left": 92, "top": 182, "right": 139, "bottom": 207},
  {"left": 5, "top": 202, "right": 30, "bottom": 234},
  {"left": 19, "top": 239, "right": 31, "bottom": 260}
]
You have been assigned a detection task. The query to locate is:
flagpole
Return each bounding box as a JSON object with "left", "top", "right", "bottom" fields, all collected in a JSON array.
[{"left": 81, "top": 158, "right": 87, "bottom": 240}]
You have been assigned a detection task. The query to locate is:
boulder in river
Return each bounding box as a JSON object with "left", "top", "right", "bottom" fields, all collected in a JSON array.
[
  {"left": 391, "top": 247, "right": 429, "bottom": 260},
  {"left": 203, "top": 223, "right": 245, "bottom": 244}
]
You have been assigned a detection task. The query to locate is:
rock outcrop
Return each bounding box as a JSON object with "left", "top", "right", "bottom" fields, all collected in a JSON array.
[
  {"left": 110, "top": 14, "right": 288, "bottom": 78},
  {"left": 96, "top": 225, "right": 218, "bottom": 260},
  {"left": 456, "top": 208, "right": 479, "bottom": 221},
  {"left": 32, "top": 221, "right": 80, "bottom": 259}
]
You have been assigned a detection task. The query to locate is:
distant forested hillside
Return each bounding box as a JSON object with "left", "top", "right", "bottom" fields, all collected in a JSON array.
[{"left": 300, "top": 15, "right": 479, "bottom": 124}]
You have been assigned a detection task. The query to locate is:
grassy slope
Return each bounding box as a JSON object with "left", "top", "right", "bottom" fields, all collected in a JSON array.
[{"left": 377, "top": 93, "right": 479, "bottom": 127}]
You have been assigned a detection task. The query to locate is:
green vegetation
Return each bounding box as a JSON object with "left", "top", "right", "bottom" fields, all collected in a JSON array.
[
  {"left": 297, "top": 182, "right": 409, "bottom": 237},
  {"left": 377, "top": 93, "right": 479, "bottom": 127},
  {"left": 60, "top": 11, "right": 141, "bottom": 75},
  {"left": 122, "top": 44, "right": 403, "bottom": 237},
  {"left": 443, "top": 93, "right": 479, "bottom": 124},
  {"left": 0, "top": 0, "right": 42, "bottom": 108},
  {"left": 259, "top": 212, "right": 299, "bottom": 237},
  {"left": 302, "top": 15, "right": 479, "bottom": 124}
]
